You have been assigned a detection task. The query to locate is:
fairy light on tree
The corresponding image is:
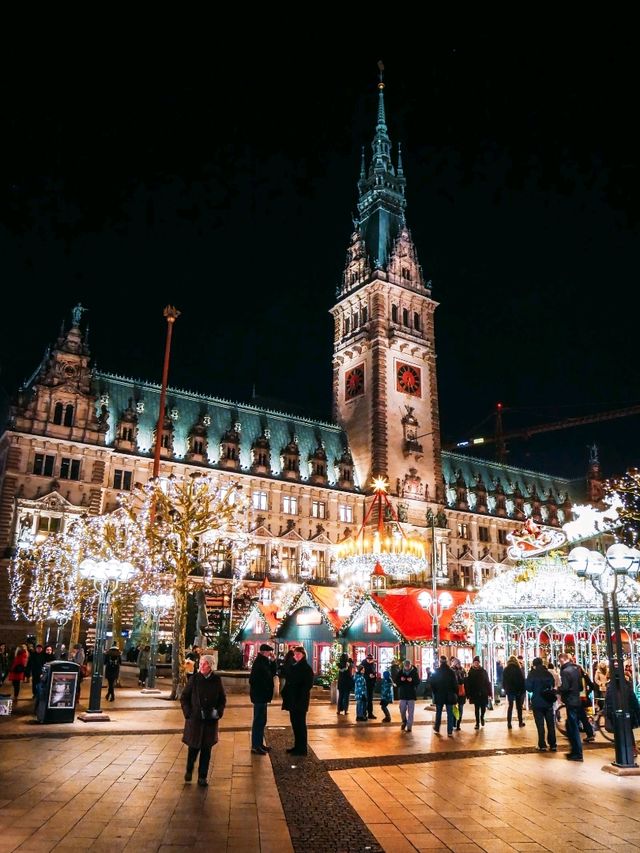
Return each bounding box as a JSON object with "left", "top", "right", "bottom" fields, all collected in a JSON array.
[
  {"left": 120, "top": 473, "right": 247, "bottom": 698},
  {"left": 607, "top": 468, "right": 640, "bottom": 547}
]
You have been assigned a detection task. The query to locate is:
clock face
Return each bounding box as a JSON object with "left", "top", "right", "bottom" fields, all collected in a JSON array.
[
  {"left": 345, "top": 365, "right": 365, "bottom": 400},
  {"left": 396, "top": 363, "right": 421, "bottom": 396}
]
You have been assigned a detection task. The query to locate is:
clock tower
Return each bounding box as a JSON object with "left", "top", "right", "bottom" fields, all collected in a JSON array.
[{"left": 330, "top": 70, "right": 443, "bottom": 505}]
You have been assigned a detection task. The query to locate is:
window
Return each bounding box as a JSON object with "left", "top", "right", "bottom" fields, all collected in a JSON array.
[
  {"left": 113, "top": 469, "right": 133, "bottom": 491},
  {"left": 63, "top": 405, "right": 74, "bottom": 427},
  {"left": 38, "top": 516, "right": 61, "bottom": 534},
  {"left": 457, "top": 522, "right": 469, "bottom": 539},
  {"left": 312, "top": 550, "right": 326, "bottom": 575},
  {"left": 121, "top": 426, "right": 134, "bottom": 442},
  {"left": 378, "top": 646, "right": 396, "bottom": 672},
  {"left": 281, "top": 546, "right": 296, "bottom": 576},
  {"left": 413, "top": 312, "right": 420, "bottom": 331},
  {"left": 33, "top": 454, "right": 55, "bottom": 477},
  {"left": 60, "top": 458, "right": 80, "bottom": 481},
  {"left": 193, "top": 439, "right": 204, "bottom": 455},
  {"left": 312, "top": 500, "right": 326, "bottom": 519},
  {"left": 401, "top": 266, "right": 410, "bottom": 280},
  {"left": 361, "top": 306, "right": 368, "bottom": 324},
  {"left": 352, "top": 311, "right": 358, "bottom": 330},
  {"left": 479, "top": 526, "right": 490, "bottom": 543},
  {"left": 344, "top": 317, "right": 350, "bottom": 335},
  {"left": 365, "top": 614, "right": 381, "bottom": 633},
  {"left": 283, "top": 495, "right": 298, "bottom": 515},
  {"left": 402, "top": 308, "right": 409, "bottom": 326},
  {"left": 53, "top": 403, "right": 64, "bottom": 425},
  {"left": 498, "top": 529, "right": 508, "bottom": 545},
  {"left": 253, "top": 491, "right": 268, "bottom": 511},
  {"left": 250, "top": 544, "right": 267, "bottom": 575},
  {"left": 339, "top": 504, "right": 353, "bottom": 523},
  {"left": 161, "top": 434, "right": 171, "bottom": 449},
  {"left": 391, "top": 304, "right": 398, "bottom": 323}
]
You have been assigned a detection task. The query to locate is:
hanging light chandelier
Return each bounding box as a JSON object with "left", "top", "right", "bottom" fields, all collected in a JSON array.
[{"left": 334, "top": 478, "right": 427, "bottom": 584}]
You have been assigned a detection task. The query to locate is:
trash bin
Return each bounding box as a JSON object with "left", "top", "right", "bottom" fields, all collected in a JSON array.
[{"left": 35, "top": 661, "right": 80, "bottom": 723}]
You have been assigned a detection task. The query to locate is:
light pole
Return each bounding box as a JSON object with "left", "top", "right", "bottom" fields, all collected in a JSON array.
[
  {"left": 77, "top": 558, "right": 137, "bottom": 721},
  {"left": 568, "top": 544, "right": 640, "bottom": 770},
  {"left": 140, "top": 593, "right": 174, "bottom": 692},
  {"left": 49, "top": 609, "right": 71, "bottom": 650},
  {"left": 419, "top": 590, "right": 454, "bottom": 664}
]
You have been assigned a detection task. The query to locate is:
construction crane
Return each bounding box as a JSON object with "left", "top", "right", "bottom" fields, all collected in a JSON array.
[{"left": 445, "top": 402, "right": 640, "bottom": 463}]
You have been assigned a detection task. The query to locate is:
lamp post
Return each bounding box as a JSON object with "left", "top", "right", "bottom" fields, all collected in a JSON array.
[
  {"left": 48, "top": 609, "right": 71, "bottom": 650},
  {"left": 420, "top": 590, "right": 454, "bottom": 663},
  {"left": 77, "top": 558, "right": 137, "bottom": 721},
  {"left": 568, "top": 544, "right": 640, "bottom": 770},
  {"left": 140, "top": 593, "right": 174, "bottom": 692}
]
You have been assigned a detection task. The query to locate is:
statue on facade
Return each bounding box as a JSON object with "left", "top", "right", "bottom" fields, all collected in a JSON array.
[{"left": 71, "top": 303, "right": 87, "bottom": 327}]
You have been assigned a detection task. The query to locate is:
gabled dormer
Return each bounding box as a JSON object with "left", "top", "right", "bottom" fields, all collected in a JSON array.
[
  {"left": 114, "top": 398, "right": 139, "bottom": 452},
  {"left": 153, "top": 407, "right": 175, "bottom": 459},
  {"left": 185, "top": 415, "right": 209, "bottom": 464},
  {"left": 219, "top": 421, "right": 241, "bottom": 470},
  {"left": 308, "top": 440, "right": 328, "bottom": 485},
  {"left": 281, "top": 434, "right": 300, "bottom": 481},
  {"left": 251, "top": 428, "right": 271, "bottom": 475},
  {"left": 336, "top": 447, "right": 355, "bottom": 490}
]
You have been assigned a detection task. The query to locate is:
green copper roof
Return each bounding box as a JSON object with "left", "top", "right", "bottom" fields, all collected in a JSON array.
[
  {"left": 94, "top": 372, "right": 358, "bottom": 489},
  {"left": 441, "top": 451, "right": 583, "bottom": 521},
  {"left": 356, "top": 76, "right": 406, "bottom": 270}
]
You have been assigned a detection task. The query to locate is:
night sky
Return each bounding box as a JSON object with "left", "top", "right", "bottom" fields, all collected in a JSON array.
[{"left": 2, "top": 43, "right": 639, "bottom": 481}]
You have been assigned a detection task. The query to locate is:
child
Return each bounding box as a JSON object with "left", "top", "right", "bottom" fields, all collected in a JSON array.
[
  {"left": 380, "top": 670, "right": 393, "bottom": 722},
  {"left": 354, "top": 665, "right": 368, "bottom": 721}
]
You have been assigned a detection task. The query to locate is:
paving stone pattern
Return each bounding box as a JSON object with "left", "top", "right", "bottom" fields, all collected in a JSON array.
[{"left": 268, "top": 729, "right": 383, "bottom": 853}]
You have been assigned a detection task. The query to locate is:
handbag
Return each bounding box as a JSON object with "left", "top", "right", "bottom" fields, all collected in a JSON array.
[{"left": 458, "top": 683, "right": 466, "bottom": 698}]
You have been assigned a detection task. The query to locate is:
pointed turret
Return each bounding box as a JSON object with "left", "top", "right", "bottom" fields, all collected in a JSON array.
[{"left": 351, "top": 63, "right": 408, "bottom": 279}]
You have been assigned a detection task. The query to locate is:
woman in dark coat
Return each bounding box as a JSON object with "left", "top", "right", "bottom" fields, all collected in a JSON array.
[
  {"left": 180, "top": 655, "right": 226, "bottom": 786},
  {"left": 465, "top": 656, "right": 491, "bottom": 729},
  {"left": 503, "top": 654, "right": 526, "bottom": 729},
  {"left": 337, "top": 655, "right": 354, "bottom": 715},
  {"left": 282, "top": 646, "right": 314, "bottom": 756}
]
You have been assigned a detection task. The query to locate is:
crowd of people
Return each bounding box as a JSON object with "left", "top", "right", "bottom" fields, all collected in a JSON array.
[{"left": 0, "top": 641, "right": 87, "bottom": 708}]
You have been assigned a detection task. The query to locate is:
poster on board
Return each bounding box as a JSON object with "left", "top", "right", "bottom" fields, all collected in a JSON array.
[{"left": 48, "top": 672, "right": 77, "bottom": 709}]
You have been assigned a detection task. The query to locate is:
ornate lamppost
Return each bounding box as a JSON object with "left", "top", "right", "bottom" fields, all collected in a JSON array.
[
  {"left": 140, "top": 593, "right": 174, "bottom": 692},
  {"left": 419, "top": 590, "right": 454, "bottom": 664},
  {"left": 48, "top": 609, "right": 71, "bottom": 650},
  {"left": 77, "top": 558, "right": 137, "bottom": 722},
  {"left": 568, "top": 544, "right": 640, "bottom": 771}
]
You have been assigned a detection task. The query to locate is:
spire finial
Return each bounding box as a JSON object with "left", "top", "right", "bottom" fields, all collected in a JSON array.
[
  {"left": 360, "top": 145, "right": 366, "bottom": 179},
  {"left": 376, "top": 60, "right": 387, "bottom": 132},
  {"left": 397, "top": 142, "right": 404, "bottom": 176}
]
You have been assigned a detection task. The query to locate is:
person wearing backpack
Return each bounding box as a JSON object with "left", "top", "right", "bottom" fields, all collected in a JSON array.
[
  {"left": 104, "top": 644, "right": 121, "bottom": 702},
  {"left": 525, "top": 657, "right": 557, "bottom": 751}
]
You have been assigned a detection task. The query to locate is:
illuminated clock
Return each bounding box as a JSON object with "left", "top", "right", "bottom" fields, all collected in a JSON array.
[
  {"left": 396, "top": 363, "right": 421, "bottom": 396},
  {"left": 345, "top": 365, "right": 365, "bottom": 400}
]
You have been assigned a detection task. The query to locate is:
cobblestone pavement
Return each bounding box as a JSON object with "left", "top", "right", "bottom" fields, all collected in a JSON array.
[{"left": 2, "top": 683, "right": 640, "bottom": 852}]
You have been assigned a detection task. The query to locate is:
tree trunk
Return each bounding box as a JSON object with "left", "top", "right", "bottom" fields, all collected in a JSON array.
[
  {"left": 36, "top": 620, "right": 45, "bottom": 645},
  {"left": 170, "top": 580, "right": 187, "bottom": 700},
  {"left": 111, "top": 597, "right": 123, "bottom": 650},
  {"left": 69, "top": 609, "right": 81, "bottom": 649}
]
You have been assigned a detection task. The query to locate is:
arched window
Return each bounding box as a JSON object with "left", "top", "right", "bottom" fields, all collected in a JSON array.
[
  {"left": 53, "top": 402, "right": 64, "bottom": 425},
  {"left": 63, "top": 405, "right": 74, "bottom": 427},
  {"left": 391, "top": 304, "right": 398, "bottom": 323},
  {"left": 344, "top": 316, "right": 350, "bottom": 336},
  {"left": 361, "top": 306, "right": 368, "bottom": 324},
  {"left": 413, "top": 312, "right": 420, "bottom": 332},
  {"left": 402, "top": 308, "right": 409, "bottom": 326}
]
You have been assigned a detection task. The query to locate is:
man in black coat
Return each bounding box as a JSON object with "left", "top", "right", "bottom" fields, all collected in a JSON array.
[
  {"left": 26, "top": 644, "right": 46, "bottom": 699},
  {"left": 559, "top": 652, "right": 583, "bottom": 761},
  {"left": 282, "top": 646, "right": 314, "bottom": 756},
  {"left": 181, "top": 655, "right": 226, "bottom": 786},
  {"left": 429, "top": 656, "right": 459, "bottom": 736},
  {"left": 360, "top": 653, "right": 377, "bottom": 719},
  {"left": 249, "top": 643, "right": 276, "bottom": 755}
]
